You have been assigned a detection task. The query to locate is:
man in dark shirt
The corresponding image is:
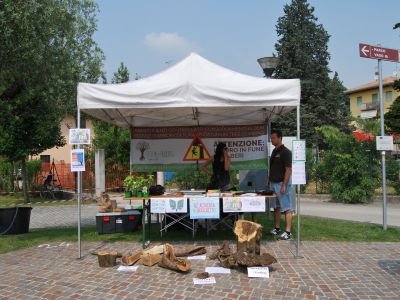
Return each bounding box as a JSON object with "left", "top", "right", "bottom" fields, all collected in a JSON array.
[{"left": 266, "top": 129, "right": 293, "bottom": 240}]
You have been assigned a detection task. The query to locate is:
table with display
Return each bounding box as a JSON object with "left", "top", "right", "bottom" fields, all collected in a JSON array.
[{"left": 126, "top": 192, "right": 276, "bottom": 249}]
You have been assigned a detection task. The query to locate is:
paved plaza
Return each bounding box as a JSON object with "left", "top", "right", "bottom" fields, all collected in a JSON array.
[{"left": 0, "top": 241, "right": 399, "bottom": 299}]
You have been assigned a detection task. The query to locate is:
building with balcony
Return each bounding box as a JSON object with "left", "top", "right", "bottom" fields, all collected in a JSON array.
[{"left": 346, "top": 76, "right": 399, "bottom": 119}]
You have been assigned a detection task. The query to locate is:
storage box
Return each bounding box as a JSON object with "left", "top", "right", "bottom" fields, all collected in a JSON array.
[{"left": 96, "top": 210, "right": 141, "bottom": 234}]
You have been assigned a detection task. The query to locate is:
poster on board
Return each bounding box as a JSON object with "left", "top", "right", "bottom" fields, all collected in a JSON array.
[
  {"left": 189, "top": 197, "right": 220, "bottom": 219},
  {"left": 165, "top": 198, "right": 188, "bottom": 213},
  {"left": 71, "top": 149, "right": 85, "bottom": 172}
]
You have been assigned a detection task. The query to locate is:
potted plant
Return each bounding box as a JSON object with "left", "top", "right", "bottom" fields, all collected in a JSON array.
[
  {"left": 141, "top": 174, "right": 155, "bottom": 197},
  {"left": 132, "top": 175, "right": 145, "bottom": 197},
  {"left": 123, "top": 175, "right": 135, "bottom": 198}
]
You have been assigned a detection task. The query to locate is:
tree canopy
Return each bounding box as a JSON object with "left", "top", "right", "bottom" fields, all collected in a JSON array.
[{"left": 272, "top": 0, "right": 351, "bottom": 146}]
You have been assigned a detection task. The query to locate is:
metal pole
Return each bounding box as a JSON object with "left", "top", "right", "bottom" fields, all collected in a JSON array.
[
  {"left": 295, "top": 104, "right": 302, "bottom": 258},
  {"left": 77, "top": 108, "right": 82, "bottom": 258},
  {"left": 378, "top": 59, "right": 387, "bottom": 230}
]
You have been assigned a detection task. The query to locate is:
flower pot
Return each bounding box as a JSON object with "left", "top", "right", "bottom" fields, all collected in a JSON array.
[
  {"left": 136, "top": 191, "right": 143, "bottom": 198},
  {"left": 0, "top": 207, "right": 32, "bottom": 235},
  {"left": 142, "top": 191, "right": 149, "bottom": 197},
  {"left": 124, "top": 191, "right": 132, "bottom": 198}
]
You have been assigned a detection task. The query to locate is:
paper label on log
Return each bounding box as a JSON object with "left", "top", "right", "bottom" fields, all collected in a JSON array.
[
  {"left": 193, "top": 277, "right": 216, "bottom": 285},
  {"left": 247, "top": 267, "right": 269, "bottom": 278},
  {"left": 205, "top": 267, "right": 231, "bottom": 274}
]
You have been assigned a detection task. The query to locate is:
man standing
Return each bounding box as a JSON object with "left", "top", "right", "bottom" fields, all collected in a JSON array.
[{"left": 267, "top": 129, "right": 293, "bottom": 240}]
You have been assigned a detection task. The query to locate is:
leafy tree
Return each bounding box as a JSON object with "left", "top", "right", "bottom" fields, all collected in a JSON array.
[
  {"left": 385, "top": 97, "right": 400, "bottom": 134},
  {"left": 316, "top": 126, "right": 378, "bottom": 203},
  {"left": 386, "top": 23, "right": 400, "bottom": 134},
  {"left": 0, "top": 0, "right": 104, "bottom": 201},
  {"left": 272, "top": 0, "right": 351, "bottom": 146},
  {"left": 93, "top": 63, "right": 132, "bottom": 167}
]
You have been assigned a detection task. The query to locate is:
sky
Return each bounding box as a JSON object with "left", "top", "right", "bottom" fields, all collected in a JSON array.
[{"left": 93, "top": 0, "right": 400, "bottom": 89}]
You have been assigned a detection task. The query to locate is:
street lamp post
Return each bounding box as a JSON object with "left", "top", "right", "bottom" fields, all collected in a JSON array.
[
  {"left": 257, "top": 55, "right": 303, "bottom": 258},
  {"left": 257, "top": 57, "right": 280, "bottom": 78}
]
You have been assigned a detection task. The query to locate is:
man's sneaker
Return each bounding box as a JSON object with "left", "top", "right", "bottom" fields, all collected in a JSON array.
[
  {"left": 270, "top": 228, "right": 281, "bottom": 236},
  {"left": 279, "top": 232, "right": 292, "bottom": 240}
]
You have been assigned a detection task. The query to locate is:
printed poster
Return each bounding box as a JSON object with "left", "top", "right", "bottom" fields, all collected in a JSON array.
[
  {"left": 150, "top": 198, "right": 166, "bottom": 213},
  {"left": 189, "top": 197, "right": 220, "bottom": 219},
  {"left": 69, "top": 129, "right": 91, "bottom": 145},
  {"left": 292, "top": 139, "right": 306, "bottom": 162},
  {"left": 292, "top": 162, "right": 306, "bottom": 185},
  {"left": 70, "top": 149, "right": 85, "bottom": 172},
  {"left": 131, "top": 125, "right": 269, "bottom": 171},
  {"left": 165, "top": 198, "right": 188, "bottom": 213},
  {"left": 223, "top": 197, "right": 266, "bottom": 213}
]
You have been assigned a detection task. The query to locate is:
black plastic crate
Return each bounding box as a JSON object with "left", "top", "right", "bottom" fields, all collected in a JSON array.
[{"left": 96, "top": 210, "right": 141, "bottom": 234}]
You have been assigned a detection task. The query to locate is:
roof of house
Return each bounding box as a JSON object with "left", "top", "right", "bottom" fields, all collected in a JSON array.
[{"left": 345, "top": 77, "right": 398, "bottom": 94}]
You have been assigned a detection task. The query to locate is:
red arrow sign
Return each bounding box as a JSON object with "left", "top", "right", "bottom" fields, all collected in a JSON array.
[{"left": 359, "top": 43, "right": 400, "bottom": 62}]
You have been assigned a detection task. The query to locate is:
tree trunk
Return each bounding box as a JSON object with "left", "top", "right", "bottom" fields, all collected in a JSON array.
[{"left": 21, "top": 159, "right": 29, "bottom": 203}]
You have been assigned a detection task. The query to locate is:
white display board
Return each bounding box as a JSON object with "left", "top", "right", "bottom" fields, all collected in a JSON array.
[
  {"left": 150, "top": 198, "right": 166, "bottom": 213},
  {"left": 292, "top": 162, "right": 306, "bottom": 185},
  {"left": 165, "top": 198, "right": 188, "bottom": 213},
  {"left": 69, "top": 128, "right": 91, "bottom": 145},
  {"left": 222, "top": 196, "right": 266, "bottom": 213},
  {"left": 292, "top": 139, "right": 306, "bottom": 162},
  {"left": 376, "top": 136, "right": 394, "bottom": 151}
]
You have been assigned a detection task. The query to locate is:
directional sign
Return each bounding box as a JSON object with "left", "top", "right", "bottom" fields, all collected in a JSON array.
[{"left": 359, "top": 43, "right": 400, "bottom": 62}]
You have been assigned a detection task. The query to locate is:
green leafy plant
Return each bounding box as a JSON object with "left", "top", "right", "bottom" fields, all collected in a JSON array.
[
  {"left": 123, "top": 175, "right": 135, "bottom": 192},
  {"left": 316, "top": 125, "right": 378, "bottom": 203},
  {"left": 124, "top": 174, "right": 154, "bottom": 193}
]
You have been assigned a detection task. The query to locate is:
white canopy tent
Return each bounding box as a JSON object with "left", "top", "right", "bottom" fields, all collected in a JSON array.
[
  {"left": 78, "top": 53, "right": 300, "bottom": 127},
  {"left": 76, "top": 52, "right": 302, "bottom": 258}
]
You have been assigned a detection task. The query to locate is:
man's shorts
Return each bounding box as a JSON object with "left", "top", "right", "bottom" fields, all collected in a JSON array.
[{"left": 270, "top": 181, "right": 293, "bottom": 212}]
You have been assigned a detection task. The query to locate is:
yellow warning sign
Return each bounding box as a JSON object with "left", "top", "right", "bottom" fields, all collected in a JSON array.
[{"left": 183, "top": 133, "right": 211, "bottom": 161}]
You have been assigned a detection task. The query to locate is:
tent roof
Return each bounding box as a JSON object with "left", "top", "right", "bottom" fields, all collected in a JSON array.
[{"left": 77, "top": 53, "right": 300, "bottom": 127}]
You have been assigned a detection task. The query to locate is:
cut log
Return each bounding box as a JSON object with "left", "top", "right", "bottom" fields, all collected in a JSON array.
[
  {"left": 196, "top": 272, "right": 210, "bottom": 279},
  {"left": 174, "top": 246, "right": 206, "bottom": 257},
  {"left": 142, "top": 244, "right": 164, "bottom": 256},
  {"left": 121, "top": 252, "right": 142, "bottom": 266},
  {"left": 141, "top": 253, "right": 161, "bottom": 266},
  {"left": 235, "top": 252, "right": 277, "bottom": 267},
  {"left": 209, "top": 240, "right": 231, "bottom": 260},
  {"left": 234, "top": 220, "right": 262, "bottom": 255},
  {"left": 97, "top": 251, "right": 121, "bottom": 267},
  {"left": 158, "top": 244, "right": 191, "bottom": 272}
]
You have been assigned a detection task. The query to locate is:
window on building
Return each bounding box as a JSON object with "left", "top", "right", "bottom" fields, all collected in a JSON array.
[
  {"left": 372, "top": 93, "right": 378, "bottom": 105},
  {"left": 40, "top": 155, "right": 50, "bottom": 163},
  {"left": 357, "top": 96, "right": 363, "bottom": 108},
  {"left": 386, "top": 90, "right": 393, "bottom": 102}
]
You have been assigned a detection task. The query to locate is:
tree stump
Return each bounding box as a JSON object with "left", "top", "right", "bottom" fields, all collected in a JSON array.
[
  {"left": 234, "top": 220, "right": 262, "bottom": 255},
  {"left": 97, "top": 251, "right": 121, "bottom": 267}
]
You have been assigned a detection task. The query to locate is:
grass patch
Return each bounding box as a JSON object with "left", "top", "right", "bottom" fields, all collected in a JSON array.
[
  {"left": 1, "top": 214, "right": 399, "bottom": 254},
  {"left": 0, "top": 195, "right": 96, "bottom": 207}
]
